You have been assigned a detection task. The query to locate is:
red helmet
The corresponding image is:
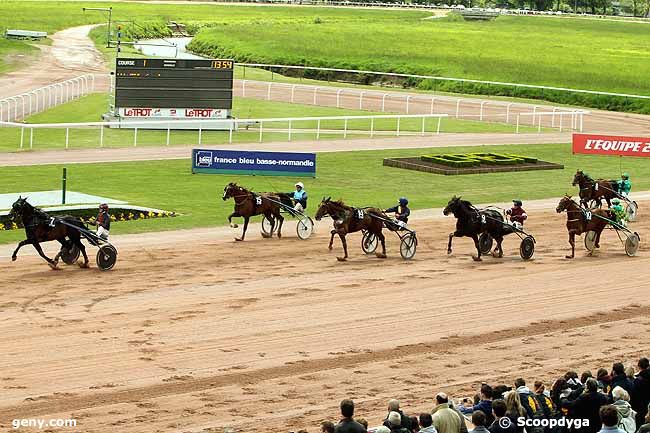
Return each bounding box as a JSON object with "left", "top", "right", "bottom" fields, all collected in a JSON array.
[{"left": 99, "top": 203, "right": 109, "bottom": 210}]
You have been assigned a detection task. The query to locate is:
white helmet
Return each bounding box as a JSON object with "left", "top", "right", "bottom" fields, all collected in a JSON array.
[{"left": 295, "top": 182, "right": 304, "bottom": 189}]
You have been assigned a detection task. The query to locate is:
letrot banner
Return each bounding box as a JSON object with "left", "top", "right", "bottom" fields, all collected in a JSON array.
[
  {"left": 192, "top": 149, "right": 316, "bottom": 177},
  {"left": 572, "top": 133, "right": 650, "bottom": 157}
]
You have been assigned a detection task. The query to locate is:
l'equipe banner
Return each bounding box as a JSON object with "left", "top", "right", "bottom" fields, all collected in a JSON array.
[
  {"left": 192, "top": 149, "right": 316, "bottom": 177},
  {"left": 573, "top": 133, "right": 650, "bottom": 157}
]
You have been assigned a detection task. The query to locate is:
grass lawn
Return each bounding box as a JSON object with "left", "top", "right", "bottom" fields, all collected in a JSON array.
[
  {"left": 0, "top": 38, "right": 38, "bottom": 74},
  {"left": 0, "top": 142, "right": 645, "bottom": 244},
  {"left": 0, "top": 93, "right": 538, "bottom": 151}
]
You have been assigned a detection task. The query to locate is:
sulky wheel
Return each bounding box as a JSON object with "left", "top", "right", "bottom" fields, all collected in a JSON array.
[
  {"left": 296, "top": 216, "right": 314, "bottom": 240},
  {"left": 519, "top": 235, "right": 536, "bottom": 260},
  {"left": 361, "top": 231, "right": 378, "bottom": 254},
  {"left": 584, "top": 230, "right": 598, "bottom": 252},
  {"left": 96, "top": 245, "right": 118, "bottom": 271},
  {"left": 399, "top": 233, "right": 418, "bottom": 260},
  {"left": 261, "top": 216, "right": 276, "bottom": 237},
  {"left": 626, "top": 201, "right": 638, "bottom": 222},
  {"left": 625, "top": 232, "right": 640, "bottom": 257},
  {"left": 478, "top": 232, "right": 493, "bottom": 255},
  {"left": 60, "top": 244, "right": 80, "bottom": 265}
]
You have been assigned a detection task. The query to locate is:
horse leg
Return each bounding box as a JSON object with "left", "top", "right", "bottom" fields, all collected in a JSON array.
[
  {"left": 32, "top": 241, "right": 59, "bottom": 269},
  {"left": 73, "top": 236, "right": 89, "bottom": 268},
  {"left": 336, "top": 232, "right": 348, "bottom": 262},
  {"left": 471, "top": 234, "right": 482, "bottom": 262},
  {"left": 328, "top": 230, "right": 335, "bottom": 250},
  {"left": 12, "top": 239, "right": 32, "bottom": 261},
  {"left": 447, "top": 233, "right": 455, "bottom": 254},
  {"left": 595, "top": 229, "right": 602, "bottom": 249},
  {"left": 236, "top": 216, "right": 249, "bottom": 241},
  {"left": 492, "top": 236, "right": 504, "bottom": 258},
  {"left": 375, "top": 231, "right": 387, "bottom": 259},
  {"left": 276, "top": 213, "right": 284, "bottom": 239},
  {"left": 228, "top": 211, "right": 240, "bottom": 228},
  {"left": 262, "top": 213, "right": 275, "bottom": 238},
  {"left": 566, "top": 231, "right": 576, "bottom": 259}
]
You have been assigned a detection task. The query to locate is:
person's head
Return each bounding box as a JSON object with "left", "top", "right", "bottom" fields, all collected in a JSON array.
[
  {"left": 625, "top": 367, "right": 635, "bottom": 379},
  {"left": 399, "top": 197, "right": 409, "bottom": 206},
  {"left": 472, "top": 410, "right": 487, "bottom": 427},
  {"left": 481, "top": 384, "right": 493, "bottom": 400},
  {"left": 387, "top": 411, "right": 401, "bottom": 427},
  {"left": 321, "top": 421, "right": 335, "bottom": 433},
  {"left": 492, "top": 399, "right": 507, "bottom": 419},
  {"left": 612, "top": 198, "right": 621, "bottom": 205},
  {"left": 376, "top": 427, "right": 391, "bottom": 433},
  {"left": 586, "top": 378, "right": 598, "bottom": 393},
  {"left": 600, "top": 405, "right": 619, "bottom": 427},
  {"left": 622, "top": 173, "right": 629, "bottom": 180},
  {"left": 513, "top": 199, "right": 523, "bottom": 208},
  {"left": 597, "top": 368, "right": 609, "bottom": 379},
  {"left": 565, "top": 371, "right": 578, "bottom": 381},
  {"left": 340, "top": 399, "right": 355, "bottom": 418},
  {"left": 295, "top": 182, "right": 304, "bottom": 191},
  {"left": 581, "top": 371, "right": 593, "bottom": 384},
  {"left": 505, "top": 390, "right": 526, "bottom": 417},
  {"left": 514, "top": 378, "right": 526, "bottom": 388},
  {"left": 388, "top": 399, "right": 400, "bottom": 412},
  {"left": 533, "top": 381, "right": 545, "bottom": 395},
  {"left": 639, "top": 358, "right": 650, "bottom": 371},
  {"left": 420, "top": 413, "right": 433, "bottom": 428},
  {"left": 99, "top": 203, "right": 109, "bottom": 212},
  {"left": 613, "top": 362, "right": 625, "bottom": 376},
  {"left": 356, "top": 418, "right": 368, "bottom": 430},
  {"left": 435, "top": 392, "right": 448, "bottom": 405},
  {"left": 612, "top": 386, "right": 630, "bottom": 402},
  {"left": 409, "top": 415, "right": 419, "bottom": 431}
]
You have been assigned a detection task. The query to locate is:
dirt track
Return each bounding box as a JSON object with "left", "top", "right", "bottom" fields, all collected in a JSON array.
[{"left": 0, "top": 202, "right": 648, "bottom": 432}]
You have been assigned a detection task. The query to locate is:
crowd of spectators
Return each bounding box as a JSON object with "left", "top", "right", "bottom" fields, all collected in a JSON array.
[{"left": 313, "top": 358, "right": 650, "bottom": 433}]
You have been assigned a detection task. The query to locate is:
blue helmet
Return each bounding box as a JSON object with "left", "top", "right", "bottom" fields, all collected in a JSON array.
[{"left": 399, "top": 197, "right": 408, "bottom": 205}]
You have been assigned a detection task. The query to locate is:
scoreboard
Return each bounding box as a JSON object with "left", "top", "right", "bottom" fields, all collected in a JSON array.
[{"left": 114, "top": 58, "right": 234, "bottom": 119}]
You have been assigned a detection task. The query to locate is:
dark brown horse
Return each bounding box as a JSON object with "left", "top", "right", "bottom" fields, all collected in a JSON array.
[
  {"left": 10, "top": 197, "right": 90, "bottom": 269},
  {"left": 222, "top": 183, "right": 291, "bottom": 241},
  {"left": 556, "top": 195, "right": 610, "bottom": 259},
  {"left": 572, "top": 170, "right": 618, "bottom": 208},
  {"left": 314, "top": 197, "right": 386, "bottom": 261}
]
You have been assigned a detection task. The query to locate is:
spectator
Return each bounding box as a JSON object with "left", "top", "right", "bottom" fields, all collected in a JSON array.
[
  {"left": 504, "top": 391, "right": 526, "bottom": 433},
  {"left": 597, "top": 369, "right": 613, "bottom": 395},
  {"left": 611, "top": 386, "right": 636, "bottom": 433},
  {"left": 432, "top": 393, "right": 462, "bottom": 433},
  {"left": 565, "top": 372, "right": 582, "bottom": 389},
  {"left": 409, "top": 416, "right": 420, "bottom": 433},
  {"left": 447, "top": 396, "right": 469, "bottom": 433},
  {"left": 610, "top": 363, "right": 634, "bottom": 396},
  {"left": 470, "top": 411, "right": 489, "bottom": 433},
  {"left": 460, "top": 384, "right": 494, "bottom": 426},
  {"left": 637, "top": 405, "right": 650, "bottom": 433},
  {"left": 419, "top": 413, "right": 438, "bottom": 433},
  {"left": 566, "top": 378, "right": 609, "bottom": 433},
  {"left": 334, "top": 399, "right": 366, "bottom": 433},
  {"left": 625, "top": 367, "right": 635, "bottom": 380},
  {"left": 489, "top": 399, "right": 517, "bottom": 433},
  {"left": 356, "top": 418, "right": 368, "bottom": 432},
  {"left": 582, "top": 372, "right": 594, "bottom": 385},
  {"left": 385, "top": 400, "right": 412, "bottom": 431},
  {"left": 375, "top": 428, "right": 391, "bottom": 433},
  {"left": 515, "top": 378, "right": 544, "bottom": 433},
  {"left": 598, "top": 405, "right": 625, "bottom": 433},
  {"left": 633, "top": 358, "right": 650, "bottom": 429},
  {"left": 322, "top": 421, "right": 336, "bottom": 433},
  {"left": 387, "top": 411, "right": 410, "bottom": 433}
]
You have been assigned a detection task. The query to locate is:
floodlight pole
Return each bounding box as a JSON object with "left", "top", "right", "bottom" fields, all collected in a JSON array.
[{"left": 82, "top": 7, "right": 113, "bottom": 48}]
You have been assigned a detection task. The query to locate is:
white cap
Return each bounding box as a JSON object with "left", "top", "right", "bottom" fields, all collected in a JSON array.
[{"left": 295, "top": 182, "right": 304, "bottom": 188}]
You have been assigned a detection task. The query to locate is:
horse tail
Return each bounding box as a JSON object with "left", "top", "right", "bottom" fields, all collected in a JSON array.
[{"left": 275, "top": 193, "right": 294, "bottom": 208}]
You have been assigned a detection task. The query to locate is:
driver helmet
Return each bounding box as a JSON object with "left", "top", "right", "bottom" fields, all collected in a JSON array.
[
  {"left": 99, "top": 203, "right": 109, "bottom": 211},
  {"left": 622, "top": 172, "right": 629, "bottom": 179},
  {"left": 295, "top": 182, "right": 304, "bottom": 189},
  {"left": 399, "top": 197, "right": 408, "bottom": 206},
  {"left": 612, "top": 198, "right": 621, "bottom": 205},
  {"left": 513, "top": 199, "right": 523, "bottom": 207}
]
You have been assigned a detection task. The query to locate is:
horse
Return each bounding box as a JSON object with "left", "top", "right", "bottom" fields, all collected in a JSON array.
[
  {"left": 9, "top": 196, "right": 90, "bottom": 269},
  {"left": 222, "top": 183, "right": 292, "bottom": 241},
  {"left": 314, "top": 197, "right": 386, "bottom": 262},
  {"left": 443, "top": 195, "right": 515, "bottom": 261},
  {"left": 572, "top": 170, "right": 618, "bottom": 208},
  {"left": 556, "top": 195, "right": 610, "bottom": 259}
]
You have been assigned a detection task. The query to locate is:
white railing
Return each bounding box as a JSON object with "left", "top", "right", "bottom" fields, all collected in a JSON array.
[
  {"left": 0, "top": 74, "right": 96, "bottom": 123},
  {"left": 516, "top": 111, "right": 589, "bottom": 133},
  {"left": 0, "top": 113, "right": 449, "bottom": 150}
]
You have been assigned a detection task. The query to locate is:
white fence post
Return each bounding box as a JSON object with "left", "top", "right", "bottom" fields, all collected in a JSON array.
[
  {"left": 313, "top": 87, "right": 317, "bottom": 105},
  {"left": 381, "top": 94, "right": 387, "bottom": 112},
  {"left": 437, "top": 117, "right": 442, "bottom": 134},
  {"left": 343, "top": 118, "right": 348, "bottom": 138},
  {"left": 65, "top": 127, "right": 69, "bottom": 149},
  {"left": 288, "top": 119, "right": 292, "bottom": 141},
  {"left": 516, "top": 114, "right": 520, "bottom": 133},
  {"left": 100, "top": 125, "right": 104, "bottom": 147},
  {"left": 291, "top": 85, "right": 296, "bottom": 103},
  {"left": 20, "top": 127, "right": 24, "bottom": 149},
  {"left": 133, "top": 127, "right": 138, "bottom": 147},
  {"left": 480, "top": 101, "right": 486, "bottom": 121},
  {"left": 316, "top": 119, "right": 320, "bottom": 140},
  {"left": 430, "top": 97, "right": 435, "bottom": 114},
  {"left": 336, "top": 89, "right": 342, "bottom": 108},
  {"left": 29, "top": 128, "right": 34, "bottom": 149},
  {"left": 406, "top": 95, "right": 411, "bottom": 114},
  {"left": 229, "top": 123, "right": 233, "bottom": 144},
  {"left": 259, "top": 120, "right": 263, "bottom": 143},
  {"left": 421, "top": 117, "right": 425, "bottom": 136},
  {"left": 456, "top": 99, "right": 461, "bottom": 119},
  {"left": 267, "top": 82, "right": 272, "bottom": 101},
  {"left": 370, "top": 117, "right": 374, "bottom": 138},
  {"left": 532, "top": 106, "right": 538, "bottom": 125},
  {"left": 166, "top": 126, "right": 170, "bottom": 146},
  {"left": 20, "top": 95, "right": 26, "bottom": 119},
  {"left": 359, "top": 92, "right": 364, "bottom": 110},
  {"left": 198, "top": 124, "right": 202, "bottom": 145},
  {"left": 551, "top": 107, "right": 558, "bottom": 128},
  {"left": 538, "top": 114, "right": 542, "bottom": 133},
  {"left": 559, "top": 113, "right": 563, "bottom": 132},
  {"left": 242, "top": 80, "right": 247, "bottom": 97},
  {"left": 580, "top": 112, "right": 584, "bottom": 132},
  {"left": 396, "top": 117, "right": 401, "bottom": 136}
]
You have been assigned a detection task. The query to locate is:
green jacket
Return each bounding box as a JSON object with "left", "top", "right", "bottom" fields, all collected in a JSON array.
[{"left": 618, "top": 179, "right": 632, "bottom": 194}]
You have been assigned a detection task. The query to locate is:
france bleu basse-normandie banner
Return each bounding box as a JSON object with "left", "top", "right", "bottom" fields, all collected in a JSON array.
[{"left": 572, "top": 133, "right": 650, "bottom": 157}]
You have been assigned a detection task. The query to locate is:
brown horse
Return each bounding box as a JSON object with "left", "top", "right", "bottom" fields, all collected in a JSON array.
[
  {"left": 10, "top": 196, "right": 90, "bottom": 269},
  {"left": 572, "top": 170, "right": 618, "bottom": 208},
  {"left": 556, "top": 195, "right": 610, "bottom": 259},
  {"left": 314, "top": 197, "right": 386, "bottom": 261},
  {"left": 222, "top": 183, "right": 291, "bottom": 241}
]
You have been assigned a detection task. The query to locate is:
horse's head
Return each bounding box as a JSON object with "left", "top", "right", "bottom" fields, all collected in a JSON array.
[
  {"left": 443, "top": 195, "right": 461, "bottom": 216},
  {"left": 314, "top": 196, "right": 332, "bottom": 221},
  {"left": 9, "top": 196, "right": 29, "bottom": 220},
  {"left": 556, "top": 195, "right": 573, "bottom": 213},
  {"left": 572, "top": 170, "right": 583, "bottom": 186},
  {"left": 222, "top": 183, "right": 239, "bottom": 201}
]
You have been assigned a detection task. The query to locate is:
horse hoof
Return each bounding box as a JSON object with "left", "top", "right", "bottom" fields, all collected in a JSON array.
[
  {"left": 261, "top": 233, "right": 272, "bottom": 238},
  {"left": 328, "top": 246, "right": 333, "bottom": 251},
  {"left": 565, "top": 255, "right": 574, "bottom": 259},
  {"left": 79, "top": 262, "right": 89, "bottom": 269},
  {"left": 375, "top": 253, "right": 387, "bottom": 259},
  {"left": 11, "top": 256, "right": 17, "bottom": 262},
  {"left": 447, "top": 250, "right": 452, "bottom": 255},
  {"left": 472, "top": 255, "right": 482, "bottom": 262},
  {"left": 235, "top": 238, "right": 244, "bottom": 242},
  {"left": 230, "top": 223, "right": 238, "bottom": 228},
  {"left": 336, "top": 257, "right": 347, "bottom": 262}
]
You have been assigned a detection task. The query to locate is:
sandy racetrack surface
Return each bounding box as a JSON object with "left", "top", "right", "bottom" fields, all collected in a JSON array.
[{"left": 0, "top": 202, "right": 648, "bottom": 432}]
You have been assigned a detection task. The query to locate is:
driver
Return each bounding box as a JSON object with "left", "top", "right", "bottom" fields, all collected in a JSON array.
[
  {"left": 617, "top": 173, "right": 631, "bottom": 197},
  {"left": 610, "top": 198, "right": 627, "bottom": 226},
  {"left": 506, "top": 199, "right": 527, "bottom": 229},
  {"left": 385, "top": 197, "right": 410, "bottom": 228},
  {"left": 96, "top": 203, "right": 111, "bottom": 240},
  {"left": 287, "top": 182, "right": 308, "bottom": 213}
]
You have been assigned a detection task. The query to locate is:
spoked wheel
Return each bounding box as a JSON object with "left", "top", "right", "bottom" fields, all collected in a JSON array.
[
  {"left": 399, "top": 232, "right": 418, "bottom": 260},
  {"left": 625, "top": 232, "right": 640, "bottom": 257},
  {"left": 626, "top": 201, "right": 638, "bottom": 222},
  {"left": 261, "top": 216, "right": 276, "bottom": 237},
  {"left": 478, "top": 232, "right": 493, "bottom": 255},
  {"left": 96, "top": 245, "right": 118, "bottom": 271},
  {"left": 519, "top": 235, "right": 536, "bottom": 260},
  {"left": 296, "top": 216, "right": 314, "bottom": 240},
  {"left": 584, "top": 230, "right": 598, "bottom": 252},
  {"left": 60, "top": 244, "right": 80, "bottom": 265},
  {"left": 361, "top": 230, "right": 378, "bottom": 254}
]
